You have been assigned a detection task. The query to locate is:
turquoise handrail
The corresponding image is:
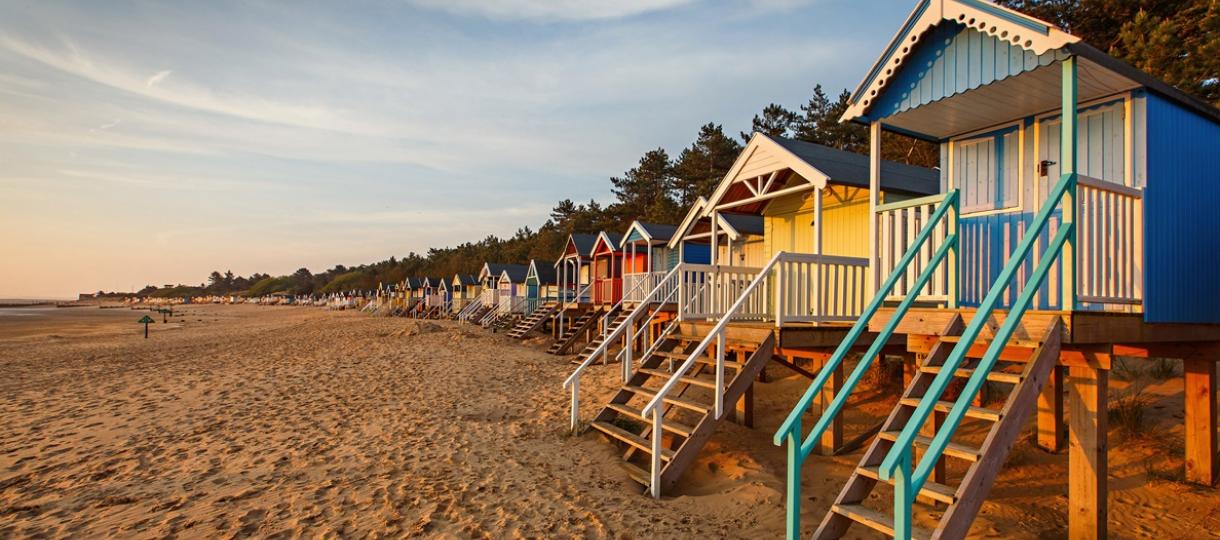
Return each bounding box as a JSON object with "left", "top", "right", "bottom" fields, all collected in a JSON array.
[
  {"left": 773, "top": 190, "right": 959, "bottom": 540},
  {"left": 880, "top": 172, "right": 1076, "bottom": 539}
]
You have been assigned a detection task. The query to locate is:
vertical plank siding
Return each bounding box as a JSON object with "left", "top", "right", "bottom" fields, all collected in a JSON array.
[
  {"left": 870, "top": 22, "right": 1067, "bottom": 120},
  {"left": 1145, "top": 94, "right": 1220, "bottom": 323}
]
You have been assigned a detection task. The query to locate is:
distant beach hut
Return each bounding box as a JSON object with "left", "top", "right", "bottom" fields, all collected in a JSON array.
[{"left": 590, "top": 231, "right": 623, "bottom": 305}]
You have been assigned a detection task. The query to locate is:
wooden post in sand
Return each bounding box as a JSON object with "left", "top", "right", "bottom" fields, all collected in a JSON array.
[
  {"left": 1184, "top": 357, "right": 1218, "bottom": 486},
  {"left": 139, "top": 315, "right": 154, "bottom": 339}
]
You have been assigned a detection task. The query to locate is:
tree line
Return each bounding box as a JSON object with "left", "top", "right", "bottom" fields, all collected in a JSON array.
[{"left": 121, "top": 0, "right": 1216, "bottom": 298}]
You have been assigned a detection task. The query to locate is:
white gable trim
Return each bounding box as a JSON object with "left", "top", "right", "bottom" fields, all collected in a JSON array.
[
  {"left": 843, "top": 0, "right": 1078, "bottom": 122},
  {"left": 705, "top": 133, "right": 830, "bottom": 213}
]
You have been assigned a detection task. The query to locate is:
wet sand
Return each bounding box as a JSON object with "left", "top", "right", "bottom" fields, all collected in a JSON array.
[{"left": 0, "top": 304, "right": 1216, "bottom": 538}]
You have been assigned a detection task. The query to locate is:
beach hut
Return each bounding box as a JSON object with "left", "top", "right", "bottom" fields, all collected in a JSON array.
[
  {"left": 555, "top": 233, "right": 598, "bottom": 303},
  {"left": 590, "top": 231, "right": 624, "bottom": 305},
  {"left": 764, "top": 2, "right": 1220, "bottom": 538},
  {"left": 495, "top": 266, "right": 529, "bottom": 319},
  {"left": 669, "top": 196, "right": 766, "bottom": 268},
  {"left": 525, "top": 259, "right": 558, "bottom": 309},
  {"left": 565, "top": 135, "right": 940, "bottom": 500},
  {"left": 506, "top": 259, "right": 563, "bottom": 339},
  {"left": 451, "top": 273, "right": 480, "bottom": 315},
  {"left": 403, "top": 277, "right": 425, "bottom": 316}
]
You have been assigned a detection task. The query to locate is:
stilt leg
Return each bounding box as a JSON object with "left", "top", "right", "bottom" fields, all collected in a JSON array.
[
  {"left": 736, "top": 384, "right": 755, "bottom": 428},
  {"left": 816, "top": 357, "right": 843, "bottom": 455},
  {"left": 1068, "top": 365, "right": 1108, "bottom": 540},
  {"left": 1038, "top": 365, "right": 1066, "bottom": 452},
  {"left": 1184, "top": 358, "right": 1218, "bottom": 486}
]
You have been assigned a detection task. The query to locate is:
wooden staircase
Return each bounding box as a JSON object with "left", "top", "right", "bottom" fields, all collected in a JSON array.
[
  {"left": 464, "top": 303, "right": 490, "bottom": 323},
  {"left": 587, "top": 326, "right": 775, "bottom": 494},
  {"left": 815, "top": 315, "right": 1062, "bottom": 539},
  {"left": 570, "top": 307, "right": 636, "bottom": 363},
  {"left": 547, "top": 307, "right": 603, "bottom": 355},
  {"left": 507, "top": 301, "right": 559, "bottom": 339}
]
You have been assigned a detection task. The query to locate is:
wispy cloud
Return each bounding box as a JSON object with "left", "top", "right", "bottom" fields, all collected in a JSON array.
[
  {"left": 405, "top": 0, "right": 695, "bottom": 21},
  {"left": 0, "top": 0, "right": 906, "bottom": 298},
  {"left": 145, "top": 69, "right": 171, "bottom": 87}
]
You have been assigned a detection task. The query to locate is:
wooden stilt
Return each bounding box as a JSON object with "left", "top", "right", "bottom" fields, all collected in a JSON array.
[
  {"left": 1068, "top": 365, "right": 1107, "bottom": 540},
  {"left": 1184, "top": 358, "right": 1218, "bottom": 486},
  {"left": 1038, "top": 365, "right": 1066, "bottom": 452},
  {"left": 816, "top": 357, "right": 844, "bottom": 455},
  {"left": 736, "top": 384, "right": 755, "bottom": 428}
]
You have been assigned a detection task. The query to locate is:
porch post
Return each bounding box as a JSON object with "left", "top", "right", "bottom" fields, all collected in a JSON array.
[
  {"left": 1061, "top": 56, "right": 1078, "bottom": 311},
  {"left": 868, "top": 122, "right": 881, "bottom": 294},
  {"left": 813, "top": 187, "right": 823, "bottom": 319},
  {"left": 813, "top": 188, "right": 823, "bottom": 256},
  {"left": 710, "top": 211, "right": 719, "bottom": 265}
]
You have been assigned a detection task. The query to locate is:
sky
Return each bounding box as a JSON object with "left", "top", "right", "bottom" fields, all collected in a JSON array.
[{"left": 0, "top": 0, "right": 916, "bottom": 299}]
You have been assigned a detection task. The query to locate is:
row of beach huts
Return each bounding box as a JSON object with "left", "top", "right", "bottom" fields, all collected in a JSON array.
[{"left": 154, "top": 2, "right": 1220, "bottom": 538}]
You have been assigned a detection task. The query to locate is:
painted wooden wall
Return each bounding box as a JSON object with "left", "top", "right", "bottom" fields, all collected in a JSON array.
[
  {"left": 718, "top": 239, "right": 766, "bottom": 267},
  {"left": 1145, "top": 93, "right": 1220, "bottom": 323},
  {"left": 940, "top": 96, "right": 1143, "bottom": 310},
  {"left": 762, "top": 186, "right": 875, "bottom": 260},
  {"left": 668, "top": 243, "right": 710, "bottom": 269}
]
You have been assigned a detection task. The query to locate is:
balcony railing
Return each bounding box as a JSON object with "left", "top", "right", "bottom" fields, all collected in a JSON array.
[
  {"left": 1077, "top": 175, "right": 1143, "bottom": 307},
  {"left": 593, "top": 277, "right": 622, "bottom": 305}
]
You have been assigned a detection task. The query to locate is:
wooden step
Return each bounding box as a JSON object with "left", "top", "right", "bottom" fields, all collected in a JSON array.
[
  {"left": 653, "top": 350, "right": 745, "bottom": 370},
  {"left": 636, "top": 368, "right": 717, "bottom": 390},
  {"left": 898, "top": 398, "right": 1002, "bottom": 422},
  {"left": 621, "top": 461, "right": 651, "bottom": 486},
  {"left": 589, "top": 421, "right": 675, "bottom": 461},
  {"left": 606, "top": 403, "right": 694, "bottom": 437},
  {"left": 855, "top": 465, "right": 957, "bottom": 505},
  {"left": 831, "top": 504, "right": 931, "bottom": 540},
  {"left": 670, "top": 334, "right": 761, "bottom": 348},
  {"left": 877, "top": 430, "right": 981, "bottom": 462},
  {"left": 622, "top": 385, "right": 710, "bottom": 414},
  {"left": 919, "top": 365, "right": 1022, "bottom": 385},
  {"left": 936, "top": 336, "right": 1038, "bottom": 362}
]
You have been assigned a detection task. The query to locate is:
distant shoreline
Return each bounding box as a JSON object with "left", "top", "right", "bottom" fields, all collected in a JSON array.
[{"left": 0, "top": 300, "right": 81, "bottom": 309}]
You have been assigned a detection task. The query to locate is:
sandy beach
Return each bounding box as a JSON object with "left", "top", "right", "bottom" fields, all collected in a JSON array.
[{"left": 1, "top": 305, "right": 1217, "bottom": 538}]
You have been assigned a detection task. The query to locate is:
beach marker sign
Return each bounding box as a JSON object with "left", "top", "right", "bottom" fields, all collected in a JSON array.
[{"left": 138, "top": 315, "right": 155, "bottom": 338}]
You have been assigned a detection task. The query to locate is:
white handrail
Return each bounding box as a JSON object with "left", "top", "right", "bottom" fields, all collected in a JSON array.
[
  {"left": 614, "top": 281, "right": 682, "bottom": 382},
  {"left": 563, "top": 264, "right": 683, "bottom": 432},
  {"left": 599, "top": 269, "right": 658, "bottom": 341},
  {"left": 558, "top": 283, "right": 592, "bottom": 333},
  {"left": 641, "top": 251, "right": 785, "bottom": 497}
]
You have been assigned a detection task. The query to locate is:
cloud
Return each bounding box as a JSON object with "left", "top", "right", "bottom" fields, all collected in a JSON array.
[
  {"left": 145, "top": 69, "right": 171, "bottom": 87},
  {"left": 405, "top": 0, "right": 695, "bottom": 21}
]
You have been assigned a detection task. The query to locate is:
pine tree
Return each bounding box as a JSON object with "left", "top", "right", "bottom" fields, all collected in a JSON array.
[
  {"left": 610, "top": 148, "right": 680, "bottom": 223},
  {"left": 740, "top": 103, "right": 798, "bottom": 142},
  {"left": 673, "top": 123, "right": 743, "bottom": 205}
]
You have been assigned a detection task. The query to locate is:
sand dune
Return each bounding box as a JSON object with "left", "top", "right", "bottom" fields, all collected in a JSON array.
[{"left": 1, "top": 305, "right": 1217, "bottom": 537}]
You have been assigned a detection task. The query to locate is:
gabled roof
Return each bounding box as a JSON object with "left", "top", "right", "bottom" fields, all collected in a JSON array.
[
  {"left": 499, "top": 266, "right": 528, "bottom": 283},
  {"left": 621, "top": 221, "right": 678, "bottom": 247},
  {"left": 842, "top": 0, "right": 1220, "bottom": 131},
  {"left": 668, "top": 196, "right": 709, "bottom": 249},
  {"left": 480, "top": 262, "right": 528, "bottom": 281},
  {"left": 403, "top": 277, "right": 423, "bottom": 289},
  {"left": 452, "top": 274, "right": 479, "bottom": 286},
  {"left": 559, "top": 233, "right": 599, "bottom": 260},
  {"left": 771, "top": 136, "right": 937, "bottom": 194},
  {"left": 844, "top": 0, "right": 1077, "bottom": 123},
  {"left": 707, "top": 133, "right": 938, "bottom": 214},
  {"left": 719, "top": 213, "right": 765, "bottom": 237},
  {"left": 592, "top": 231, "right": 623, "bottom": 254},
  {"left": 527, "top": 259, "right": 557, "bottom": 285}
]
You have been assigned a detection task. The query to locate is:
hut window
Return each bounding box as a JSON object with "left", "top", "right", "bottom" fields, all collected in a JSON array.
[{"left": 954, "top": 127, "right": 1019, "bottom": 214}]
